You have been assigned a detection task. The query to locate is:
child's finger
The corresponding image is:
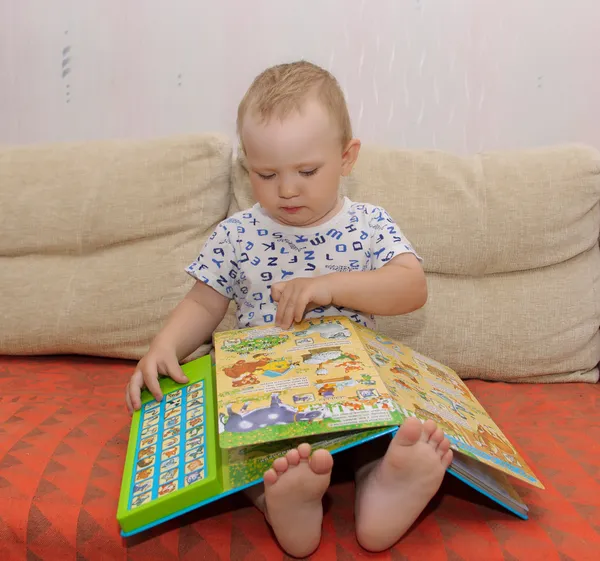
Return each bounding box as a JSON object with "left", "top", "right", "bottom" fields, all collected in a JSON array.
[
  {"left": 128, "top": 370, "right": 145, "bottom": 411},
  {"left": 142, "top": 365, "right": 163, "bottom": 403},
  {"left": 275, "top": 285, "right": 291, "bottom": 326},
  {"left": 280, "top": 289, "right": 297, "bottom": 330},
  {"left": 271, "top": 282, "right": 284, "bottom": 302},
  {"left": 294, "top": 291, "right": 310, "bottom": 323},
  {"left": 166, "top": 358, "right": 188, "bottom": 384},
  {"left": 125, "top": 387, "right": 133, "bottom": 415}
]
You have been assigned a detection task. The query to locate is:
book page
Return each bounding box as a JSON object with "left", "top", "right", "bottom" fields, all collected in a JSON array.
[
  {"left": 356, "top": 326, "right": 543, "bottom": 489},
  {"left": 221, "top": 427, "right": 395, "bottom": 491},
  {"left": 213, "top": 317, "right": 403, "bottom": 448}
]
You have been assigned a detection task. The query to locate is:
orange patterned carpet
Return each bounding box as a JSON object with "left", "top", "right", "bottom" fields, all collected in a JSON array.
[{"left": 0, "top": 355, "right": 599, "bottom": 560}]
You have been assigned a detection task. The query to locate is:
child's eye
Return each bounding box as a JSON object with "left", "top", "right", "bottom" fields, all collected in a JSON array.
[
  {"left": 257, "top": 172, "right": 276, "bottom": 180},
  {"left": 300, "top": 168, "right": 318, "bottom": 177}
]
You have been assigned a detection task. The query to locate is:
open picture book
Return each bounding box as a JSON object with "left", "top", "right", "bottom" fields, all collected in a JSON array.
[{"left": 117, "top": 316, "right": 543, "bottom": 536}]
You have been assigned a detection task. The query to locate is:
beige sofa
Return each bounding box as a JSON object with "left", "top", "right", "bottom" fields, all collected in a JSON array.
[
  {"left": 1, "top": 135, "right": 599, "bottom": 560},
  {"left": 2, "top": 134, "right": 599, "bottom": 383}
]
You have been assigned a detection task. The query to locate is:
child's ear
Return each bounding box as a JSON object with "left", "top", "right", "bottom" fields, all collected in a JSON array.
[{"left": 341, "top": 138, "right": 361, "bottom": 176}]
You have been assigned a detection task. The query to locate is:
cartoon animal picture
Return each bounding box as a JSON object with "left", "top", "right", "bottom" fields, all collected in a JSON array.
[
  {"left": 165, "top": 416, "right": 179, "bottom": 428},
  {"left": 163, "top": 427, "right": 180, "bottom": 438},
  {"left": 359, "top": 373, "right": 376, "bottom": 386},
  {"left": 224, "top": 355, "right": 297, "bottom": 385},
  {"left": 301, "top": 347, "right": 360, "bottom": 375},
  {"left": 318, "top": 383, "right": 336, "bottom": 398},
  {"left": 339, "top": 360, "right": 363, "bottom": 373},
  {"left": 187, "top": 459, "right": 204, "bottom": 472},
  {"left": 140, "top": 426, "right": 158, "bottom": 437},
  {"left": 133, "top": 480, "right": 151, "bottom": 495},
  {"left": 161, "top": 457, "right": 178, "bottom": 470},
  {"left": 296, "top": 319, "right": 351, "bottom": 340},
  {"left": 136, "top": 468, "right": 152, "bottom": 481},
  {"left": 476, "top": 424, "right": 518, "bottom": 459},
  {"left": 138, "top": 446, "right": 155, "bottom": 459},
  {"left": 413, "top": 355, "right": 472, "bottom": 400},
  {"left": 187, "top": 436, "right": 204, "bottom": 448},
  {"left": 188, "top": 398, "right": 203, "bottom": 409},
  {"left": 163, "top": 447, "right": 178, "bottom": 459},
  {"left": 224, "top": 356, "right": 272, "bottom": 379},
  {"left": 392, "top": 377, "right": 429, "bottom": 401},
  {"left": 187, "top": 426, "right": 203, "bottom": 438},
  {"left": 390, "top": 363, "right": 421, "bottom": 384},
  {"left": 341, "top": 399, "right": 363, "bottom": 411},
  {"left": 140, "top": 436, "right": 156, "bottom": 448},
  {"left": 368, "top": 349, "right": 390, "bottom": 367},
  {"left": 132, "top": 492, "right": 151, "bottom": 507},
  {"left": 186, "top": 471, "right": 203, "bottom": 485},
  {"left": 158, "top": 481, "right": 177, "bottom": 496},
  {"left": 231, "top": 373, "right": 260, "bottom": 387},
  {"left": 166, "top": 398, "right": 181, "bottom": 410},
  {"left": 161, "top": 468, "right": 178, "bottom": 482},
  {"left": 165, "top": 408, "right": 180, "bottom": 419},
  {"left": 137, "top": 457, "right": 154, "bottom": 469},
  {"left": 186, "top": 447, "right": 204, "bottom": 461},
  {"left": 357, "top": 389, "right": 379, "bottom": 399},
  {"left": 220, "top": 393, "right": 323, "bottom": 433},
  {"left": 430, "top": 389, "right": 474, "bottom": 420}
]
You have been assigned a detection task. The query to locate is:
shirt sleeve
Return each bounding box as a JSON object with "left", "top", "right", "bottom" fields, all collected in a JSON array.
[
  {"left": 368, "top": 206, "right": 422, "bottom": 269},
  {"left": 185, "top": 223, "right": 238, "bottom": 299}
]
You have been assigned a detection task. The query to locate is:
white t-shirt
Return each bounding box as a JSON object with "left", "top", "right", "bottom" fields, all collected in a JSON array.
[{"left": 186, "top": 197, "right": 420, "bottom": 329}]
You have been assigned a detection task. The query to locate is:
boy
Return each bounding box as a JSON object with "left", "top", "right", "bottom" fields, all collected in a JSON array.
[{"left": 126, "top": 61, "right": 452, "bottom": 557}]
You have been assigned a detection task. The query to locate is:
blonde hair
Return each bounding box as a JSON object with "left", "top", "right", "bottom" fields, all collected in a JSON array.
[{"left": 237, "top": 61, "right": 352, "bottom": 152}]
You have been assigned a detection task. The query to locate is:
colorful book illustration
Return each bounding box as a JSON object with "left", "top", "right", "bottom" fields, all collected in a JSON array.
[{"left": 117, "top": 317, "right": 543, "bottom": 536}]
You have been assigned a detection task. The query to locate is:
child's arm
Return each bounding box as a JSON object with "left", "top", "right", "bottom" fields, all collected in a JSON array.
[
  {"left": 271, "top": 253, "right": 426, "bottom": 329},
  {"left": 126, "top": 281, "right": 229, "bottom": 413}
]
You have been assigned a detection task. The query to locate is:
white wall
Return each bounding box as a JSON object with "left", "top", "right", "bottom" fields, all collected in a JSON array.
[{"left": 1, "top": 0, "right": 599, "bottom": 153}]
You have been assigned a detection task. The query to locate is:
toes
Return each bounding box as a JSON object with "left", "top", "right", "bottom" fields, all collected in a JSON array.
[
  {"left": 285, "top": 448, "right": 301, "bottom": 466},
  {"left": 422, "top": 419, "right": 437, "bottom": 440},
  {"left": 263, "top": 468, "right": 278, "bottom": 486},
  {"left": 441, "top": 449, "right": 453, "bottom": 469},
  {"left": 393, "top": 417, "right": 422, "bottom": 446},
  {"left": 436, "top": 438, "right": 451, "bottom": 457},
  {"left": 429, "top": 427, "right": 445, "bottom": 447},
  {"left": 309, "top": 449, "right": 334, "bottom": 475},
  {"left": 297, "top": 443, "right": 312, "bottom": 460},
  {"left": 272, "top": 457, "right": 289, "bottom": 475}
]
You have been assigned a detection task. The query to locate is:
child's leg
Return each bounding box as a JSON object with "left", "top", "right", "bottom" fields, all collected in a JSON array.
[
  {"left": 245, "top": 443, "right": 333, "bottom": 558},
  {"left": 354, "top": 418, "right": 453, "bottom": 552}
]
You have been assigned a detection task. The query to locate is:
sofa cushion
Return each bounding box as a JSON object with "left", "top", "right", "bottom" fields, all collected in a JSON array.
[
  {"left": 0, "top": 135, "right": 232, "bottom": 360},
  {"left": 1, "top": 355, "right": 599, "bottom": 559},
  {"left": 230, "top": 145, "right": 600, "bottom": 382}
]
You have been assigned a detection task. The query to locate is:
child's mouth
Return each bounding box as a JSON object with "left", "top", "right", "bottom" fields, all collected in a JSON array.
[{"left": 281, "top": 206, "right": 302, "bottom": 214}]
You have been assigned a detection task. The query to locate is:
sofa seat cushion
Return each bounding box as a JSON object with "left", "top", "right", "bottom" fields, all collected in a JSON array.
[
  {"left": 1, "top": 356, "right": 599, "bottom": 560},
  {"left": 0, "top": 135, "right": 232, "bottom": 360},
  {"left": 231, "top": 145, "right": 600, "bottom": 382}
]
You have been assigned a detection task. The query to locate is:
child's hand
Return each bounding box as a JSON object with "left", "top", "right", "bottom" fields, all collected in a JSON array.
[
  {"left": 125, "top": 346, "right": 188, "bottom": 414},
  {"left": 271, "top": 276, "right": 334, "bottom": 329}
]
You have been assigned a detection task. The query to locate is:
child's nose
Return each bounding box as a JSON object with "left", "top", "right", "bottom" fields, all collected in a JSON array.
[{"left": 278, "top": 179, "right": 299, "bottom": 199}]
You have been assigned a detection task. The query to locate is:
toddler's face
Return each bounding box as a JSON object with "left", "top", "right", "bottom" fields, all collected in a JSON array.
[{"left": 242, "top": 98, "right": 359, "bottom": 228}]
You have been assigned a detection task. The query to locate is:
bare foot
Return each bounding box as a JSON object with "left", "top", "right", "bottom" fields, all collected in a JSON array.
[
  {"left": 355, "top": 418, "right": 453, "bottom": 552},
  {"left": 263, "top": 443, "right": 333, "bottom": 558}
]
